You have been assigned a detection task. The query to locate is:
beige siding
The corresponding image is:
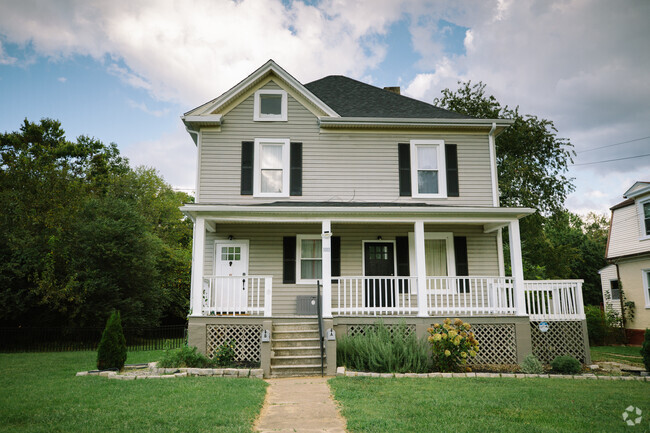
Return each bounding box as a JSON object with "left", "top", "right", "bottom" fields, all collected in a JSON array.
[
  {"left": 599, "top": 264, "right": 621, "bottom": 313},
  {"left": 617, "top": 257, "right": 650, "bottom": 329},
  {"left": 198, "top": 81, "right": 495, "bottom": 206},
  {"left": 201, "top": 222, "right": 499, "bottom": 315},
  {"left": 607, "top": 194, "right": 650, "bottom": 258}
]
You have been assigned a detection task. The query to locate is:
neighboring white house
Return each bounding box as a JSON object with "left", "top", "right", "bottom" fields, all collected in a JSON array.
[
  {"left": 604, "top": 181, "right": 650, "bottom": 344},
  {"left": 180, "top": 60, "right": 589, "bottom": 376},
  {"left": 598, "top": 264, "right": 621, "bottom": 314}
]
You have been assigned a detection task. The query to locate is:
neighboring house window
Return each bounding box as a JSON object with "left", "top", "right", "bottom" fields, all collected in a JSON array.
[
  {"left": 410, "top": 140, "right": 447, "bottom": 198},
  {"left": 643, "top": 269, "right": 650, "bottom": 308},
  {"left": 253, "top": 138, "right": 289, "bottom": 197},
  {"left": 297, "top": 235, "right": 322, "bottom": 283},
  {"left": 609, "top": 279, "right": 620, "bottom": 301},
  {"left": 253, "top": 89, "right": 287, "bottom": 121},
  {"left": 640, "top": 199, "right": 650, "bottom": 238}
]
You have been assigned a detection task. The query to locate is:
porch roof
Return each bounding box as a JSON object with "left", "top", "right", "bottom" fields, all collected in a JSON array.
[{"left": 181, "top": 201, "right": 535, "bottom": 228}]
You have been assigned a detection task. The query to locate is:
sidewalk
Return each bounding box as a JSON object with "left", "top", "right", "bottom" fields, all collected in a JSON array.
[{"left": 255, "top": 376, "right": 347, "bottom": 433}]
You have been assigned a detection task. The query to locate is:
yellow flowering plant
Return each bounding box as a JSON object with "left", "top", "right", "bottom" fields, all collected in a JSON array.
[{"left": 427, "top": 318, "right": 479, "bottom": 372}]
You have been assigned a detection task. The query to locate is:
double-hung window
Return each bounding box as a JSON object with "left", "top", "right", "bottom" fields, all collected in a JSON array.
[
  {"left": 254, "top": 138, "right": 289, "bottom": 197},
  {"left": 410, "top": 140, "right": 447, "bottom": 198},
  {"left": 254, "top": 89, "right": 287, "bottom": 121},
  {"left": 297, "top": 235, "right": 322, "bottom": 283},
  {"left": 640, "top": 199, "right": 650, "bottom": 238},
  {"left": 643, "top": 269, "right": 650, "bottom": 308}
]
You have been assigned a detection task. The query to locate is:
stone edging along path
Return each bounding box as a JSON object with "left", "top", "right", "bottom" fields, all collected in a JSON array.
[
  {"left": 76, "top": 362, "right": 263, "bottom": 380},
  {"left": 336, "top": 367, "right": 650, "bottom": 381}
]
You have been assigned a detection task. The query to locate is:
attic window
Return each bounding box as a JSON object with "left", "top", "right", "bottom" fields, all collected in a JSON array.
[{"left": 254, "top": 89, "right": 287, "bottom": 121}]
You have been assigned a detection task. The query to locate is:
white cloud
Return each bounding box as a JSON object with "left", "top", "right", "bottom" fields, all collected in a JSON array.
[
  {"left": 0, "top": 0, "right": 408, "bottom": 107},
  {"left": 127, "top": 99, "right": 169, "bottom": 117},
  {"left": 0, "top": 40, "right": 17, "bottom": 65},
  {"left": 57, "top": 76, "right": 66, "bottom": 83},
  {"left": 121, "top": 125, "right": 195, "bottom": 191}
]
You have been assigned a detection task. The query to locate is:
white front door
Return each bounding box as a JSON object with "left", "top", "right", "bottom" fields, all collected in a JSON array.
[{"left": 214, "top": 242, "right": 249, "bottom": 313}]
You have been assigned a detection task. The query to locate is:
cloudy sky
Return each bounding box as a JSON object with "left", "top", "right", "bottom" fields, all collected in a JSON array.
[{"left": 0, "top": 0, "right": 648, "bottom": 215}]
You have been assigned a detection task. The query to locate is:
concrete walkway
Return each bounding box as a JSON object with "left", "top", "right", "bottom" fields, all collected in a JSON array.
[{"left": 255, "top": 377, "right": 347, "bottom": 433}]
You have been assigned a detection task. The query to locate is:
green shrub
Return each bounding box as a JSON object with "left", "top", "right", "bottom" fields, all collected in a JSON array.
[
  {"left": 158, "top": 346, "right": 213, "bottom": 368},
  {"left": 96, "top": 310, "right": 127, "bottom": 371},
  {"left": 428, "top": 318, "right": 479, "bottom": 372},
  {"left": 550, "top": 356, "right": 582, "bottom": 374},
  {"left": 642, "top": 329, "right": 650, "bottom": 372},
  {"left": 519, "top": 354, "right": 544, "bottom": 374},
  {"left": 585, "top": 305, "right": 606, "bottom": 346},
  {"left": 337, "top": 321, "right": 430, "bottom": 373},
  {"left": 214, "top": 340, "right": 237, "bottom": 367}
]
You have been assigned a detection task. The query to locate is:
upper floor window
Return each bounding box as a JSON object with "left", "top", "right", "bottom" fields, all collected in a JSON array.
[
  {"left": 609, "top": 279, "right": 620, "bottom": 301},
  {"left": 410, "top": 140, "right": 447, "bottom": 198},
  {"left": 253, "top": 138, "right": 289, "bottom": 197},
  {"left": 254, "top": 89, "right": 287, "bottom": 121}
]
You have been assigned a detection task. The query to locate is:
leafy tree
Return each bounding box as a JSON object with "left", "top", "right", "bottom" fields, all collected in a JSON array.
[{"left": 0, "top": 119, "right": 191, "bottom": 328}]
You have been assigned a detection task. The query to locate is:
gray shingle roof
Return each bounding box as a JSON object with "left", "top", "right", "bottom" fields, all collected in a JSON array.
[{"left": 304, "top": 75, "right": 472, "bottom": 119}]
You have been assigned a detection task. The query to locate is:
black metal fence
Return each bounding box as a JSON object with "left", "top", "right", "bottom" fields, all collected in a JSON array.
[{"left": 0, "top": 325, "right": 187, "bottom": 353}]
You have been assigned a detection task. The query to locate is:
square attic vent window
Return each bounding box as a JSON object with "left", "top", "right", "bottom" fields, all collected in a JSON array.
[{"left": 254, "top": 89, "right": 287, "bottom": 121}]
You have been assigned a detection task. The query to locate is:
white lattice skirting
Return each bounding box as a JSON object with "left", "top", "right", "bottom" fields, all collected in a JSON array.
[
  {"left": 530, "top": 321, "right": 587, "bottom": 363},
  {"left": 206, "top": 324, "right": 262, "bottom": 362},
  {"left": 465, "top": 323, "right": 518, "bottom": 365},
  {"left": 346, "top": 324, "right": 416, "bottom": 338}
]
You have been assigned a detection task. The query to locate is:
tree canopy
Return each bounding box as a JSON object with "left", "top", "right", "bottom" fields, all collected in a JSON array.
[{"left": 0, "top": 119, "right": 192, "bottom": 328}]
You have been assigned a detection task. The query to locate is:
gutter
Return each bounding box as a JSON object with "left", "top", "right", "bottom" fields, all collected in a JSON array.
[{"left": 318, "top": 116, "right": 513, "bottom": 130}]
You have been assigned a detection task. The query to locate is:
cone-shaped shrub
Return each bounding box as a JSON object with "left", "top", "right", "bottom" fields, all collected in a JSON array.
[
  {"left": 97, "top": 310, "right": 127, "bottom": 370},
  {"left": 642, "top": 328, "right": 650, "bottom": 372}
]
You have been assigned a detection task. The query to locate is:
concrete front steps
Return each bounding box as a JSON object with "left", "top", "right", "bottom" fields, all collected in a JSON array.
[{"left": 270, "top": 322, "right": 326, "bottom": 377}]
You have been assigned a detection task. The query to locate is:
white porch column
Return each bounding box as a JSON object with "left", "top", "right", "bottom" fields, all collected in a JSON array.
[
  {"left": 414, "top": 220, "right": 428, "bottom": 317},
  {"left": 321, "top": 220, "right": 333, "bottom": 318},
  {"left": 190, "top": 216, "right": 206, "bottom": 316},
  {"left": 508, "top": 219, "right": 527, "bottom": 316}
]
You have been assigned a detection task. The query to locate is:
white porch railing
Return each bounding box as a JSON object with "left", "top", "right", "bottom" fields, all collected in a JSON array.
[
  {"left": 333, "top": 276, "right": 418, "bottom": 315},
  {"left": 202, "top": 275, "right": 272, "bottom": 316},
  {"left": 426, "top": 277, "right": 516, "bottom": 316},
  {"left": 524, "top": 280, "right": 585, "bottom": 321}
]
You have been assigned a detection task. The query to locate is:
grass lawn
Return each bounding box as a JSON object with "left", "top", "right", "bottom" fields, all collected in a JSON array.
[
  {"left": 329, "top": 377, "right": 650, "bottom": 433},
  {"left": 591, "top": 345, "right": 644, "bottom": 367},
  {"left": 0, "top": 351, "right": 267, "bottom": 433}
]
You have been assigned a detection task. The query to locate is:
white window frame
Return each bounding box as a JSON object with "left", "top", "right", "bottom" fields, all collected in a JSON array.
[
  {"left": 253, "top": 89, "right": 288, "bottom": 121},
  {"left": 296, "top": 234, "right": 323, "bottom": 284},
  {"left": 407, "top": 232, "right": 457, "bottom": 278},
  {"left": 643, "top": 268, "right": 650, "bottom": 308},
  {"left": 253, "top": 138, "right": 290, "bottom": 197},
  {"left": 637, "top": 198, "right": 650, "bottom": 240},
  {"left": 410, "top": 139, "right": 447, "bottom": 198}
]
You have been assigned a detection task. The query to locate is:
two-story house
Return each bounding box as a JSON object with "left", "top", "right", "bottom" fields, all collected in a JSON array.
[
  {"left": 181, "top": 60, "right": 589, "bottom": 377},
  {"left": 601, "top": 181, "right": 650, "bottom": 344}
]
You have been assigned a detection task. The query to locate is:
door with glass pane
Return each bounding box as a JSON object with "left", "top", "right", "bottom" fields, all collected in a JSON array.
[
  {"left": 214, "top": 243, "right": 249, "bottom": 313},
  {"left": 364, "top": 242, "right": 395, "bottom": 308}
]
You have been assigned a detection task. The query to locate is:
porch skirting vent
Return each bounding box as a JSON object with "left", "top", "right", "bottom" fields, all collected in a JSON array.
[{"left": 206, "top": 324, "right": 262, "bottom": 362}]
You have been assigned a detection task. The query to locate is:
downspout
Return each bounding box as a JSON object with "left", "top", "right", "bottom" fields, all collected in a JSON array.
[
  {"left": 185, "top": 126, "right": 201, "bottom": 204},
  {"left": 488, "top": 122, "right": 498, "bottom": 207}
]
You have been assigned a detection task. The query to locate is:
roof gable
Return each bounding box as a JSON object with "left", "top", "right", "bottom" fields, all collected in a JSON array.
[
  {"left": 183, "top": 59, "right": 338, "bottom": 119},
  {"left": 623, "top": 181, "right": 650, "bottom": 199},
  {"left": 304, "top": 75, "right": 472, "bottom": 119}
]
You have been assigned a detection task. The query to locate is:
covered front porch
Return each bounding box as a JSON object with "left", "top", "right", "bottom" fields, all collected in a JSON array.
[{"left": 182, "top": 203, "right": 586, "bottom": 322}]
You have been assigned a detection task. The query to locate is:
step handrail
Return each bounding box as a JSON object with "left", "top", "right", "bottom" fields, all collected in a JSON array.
[{"left": 316, "top": 280, "right": 324, "bottom": 377}]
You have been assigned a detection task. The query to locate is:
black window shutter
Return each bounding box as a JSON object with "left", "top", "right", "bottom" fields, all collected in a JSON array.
[
  {"left": 454, "top": 236, "right": 469, "bottom": 293},
  {"left": 395, "top": 236, "right": 410, "bottom": 293},
  {"left": 283, "top": 236, "right": 296, "bottom": 284},
  {"left": 241, "top": 141, "right": 254, "bottom": 195},
  {"left": 290, "top": 142, "right": 302, "bottom": 196},
  {"left": 446, "top": 143, "right": 459, "bottom": 197},
  {"left": 331, "top": 236, "right": 341, "bottom": 282},
  {"left": 398, "top": 143, "right": 411, "bottom": 196}
]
